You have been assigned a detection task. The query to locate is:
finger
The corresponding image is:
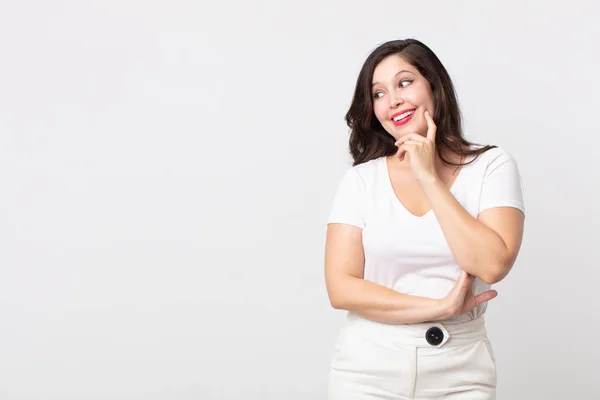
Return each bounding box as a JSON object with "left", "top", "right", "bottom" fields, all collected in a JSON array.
[
  {"left": 395, "top": 133, "right": 426, "bottom": 147},
  {"left": 397, "top": 143, "right": 415, "bottom": 155},
  {"left": 397, "top": 143, "right": 417, "bottom": 162},
  {"left": 458, "top": 270, "right": 473, "bottom": 286},
  {"left": 396, "top": 147, "right": 406, "bottom": 161},
  {"left": 424, "top": 110, "right": 437, "bottom": 142},
  {"left": 460, "top": 277, "right": 474, "bottom": 293},
  {"left": 399, "top": 140, "right": 421, "bottom": 147},
  {"left": 451, "top": 270, "right": 472, "bottom": 295},
  {"left": 469, "top": 290, "right": 498, "bottom": 309},
  {"left": 453, "top": 270, "right": 468, "bottom": 288}
]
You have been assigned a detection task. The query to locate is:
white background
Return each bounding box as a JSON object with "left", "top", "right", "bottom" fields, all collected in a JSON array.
[{"left": 0, "top": 1, "right": 598, "bottom": 399}]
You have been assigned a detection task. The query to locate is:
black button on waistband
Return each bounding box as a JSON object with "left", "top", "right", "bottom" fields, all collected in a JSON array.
[{"left": 425, "top": 327, "right": 444, "bottom": 346}]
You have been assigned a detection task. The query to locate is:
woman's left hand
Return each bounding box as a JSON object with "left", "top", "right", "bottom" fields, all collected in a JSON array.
[{"left": 394, "top": 110, "right": 438, "bottom": 182}]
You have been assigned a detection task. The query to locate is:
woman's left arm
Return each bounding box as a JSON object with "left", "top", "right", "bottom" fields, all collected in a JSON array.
[
  {"left": 420, "top": 177, "right": 524, "bottom": 284},
  {"left": 396, "top": 110, "right": 525, "bottom": 284}
]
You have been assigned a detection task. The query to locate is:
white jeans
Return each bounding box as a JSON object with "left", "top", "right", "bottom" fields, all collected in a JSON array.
[{"left": 329, "top": 313, "right": 497, "bottom": 399}]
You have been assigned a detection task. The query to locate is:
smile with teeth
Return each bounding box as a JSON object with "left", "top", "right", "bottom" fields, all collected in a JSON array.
[{"left": 393, "top": 110, "right": 414, "bottom": 122}]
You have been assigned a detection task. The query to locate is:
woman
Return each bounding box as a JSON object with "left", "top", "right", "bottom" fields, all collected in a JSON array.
[{"left": 324, "top": 39, "right": 525, "bottom": 399}]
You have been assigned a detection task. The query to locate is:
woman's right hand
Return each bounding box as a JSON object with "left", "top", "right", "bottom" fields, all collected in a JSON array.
[{"left": 439, "top": 270, "right": 498, "bottom": 320}]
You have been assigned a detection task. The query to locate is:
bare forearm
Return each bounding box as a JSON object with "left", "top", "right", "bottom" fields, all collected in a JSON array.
[
  {"left": 421, "top": 176, "right": 509, "bottom": 283},
  {"left": 329, "top": 275, "right": 448, "bottom": 324}
]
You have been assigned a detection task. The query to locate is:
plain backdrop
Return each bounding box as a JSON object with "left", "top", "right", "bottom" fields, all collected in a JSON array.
[{"left": 0, "top": 1, "right": 598, "bottom": 399}]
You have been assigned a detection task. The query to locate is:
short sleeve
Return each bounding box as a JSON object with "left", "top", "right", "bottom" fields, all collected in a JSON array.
[
  {"left": 327, "top": 167, "right": 366, "bottom": 229},
  {"left": 478, "top": 149, "right": 525, "bottom": 215}
]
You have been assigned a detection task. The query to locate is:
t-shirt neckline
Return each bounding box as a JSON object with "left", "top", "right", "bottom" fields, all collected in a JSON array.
[{"left": 381, "top": 155, "right": 471, "bottom": 219}]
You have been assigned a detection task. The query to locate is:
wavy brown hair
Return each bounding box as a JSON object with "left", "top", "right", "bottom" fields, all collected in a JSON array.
[{"left": 346, "top": 39, "right": 495, "bottom": 167}]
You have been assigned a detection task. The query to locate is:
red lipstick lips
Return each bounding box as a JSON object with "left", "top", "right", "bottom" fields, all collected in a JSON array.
[{"left": 391, "top": 109, "right": 416, "bottom": 126}]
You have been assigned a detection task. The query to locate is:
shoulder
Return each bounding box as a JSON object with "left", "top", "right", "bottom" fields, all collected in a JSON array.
[
  {"left": 330, "top": 157, "right": 386, "bottom": 197},
  {"left": 340, "top": 157, "right": 384, "bottom": 186},
  {"left": 482, "top": 146, "right": 517, "bottom": 161},
  {"left": 467, "top": 145, "right": 519, "bottom": 170}
]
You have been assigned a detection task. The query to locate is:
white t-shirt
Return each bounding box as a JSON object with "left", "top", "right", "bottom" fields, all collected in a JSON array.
[{"left": 327, "top": 146, "right": 525, "bottom": 323}]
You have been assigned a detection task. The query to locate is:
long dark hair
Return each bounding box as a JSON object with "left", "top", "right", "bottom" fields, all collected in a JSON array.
[{"left": 345, "top": 39, "right": 495, "bottom": 167}]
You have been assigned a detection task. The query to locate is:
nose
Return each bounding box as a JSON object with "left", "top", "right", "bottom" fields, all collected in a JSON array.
[{"left": 388, "top": 89, "right": 403, "bottom": 108}]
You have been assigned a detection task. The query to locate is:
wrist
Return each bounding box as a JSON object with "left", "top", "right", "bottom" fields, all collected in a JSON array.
[
  {"left": 418, "top": 172, "right": 441, "bottom": 188},
  {"left": 432, "top": 298, "right": 452, "bottom": 321}
]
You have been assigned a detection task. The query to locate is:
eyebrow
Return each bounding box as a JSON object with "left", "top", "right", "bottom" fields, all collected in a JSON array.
[{"left": 372, "top": 69, "right": 414, "bottom": 87}]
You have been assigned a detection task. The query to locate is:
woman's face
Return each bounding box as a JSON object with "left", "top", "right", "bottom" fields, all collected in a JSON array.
[{"left": 371, "top": 54, "right": 435, "bottom": 141}]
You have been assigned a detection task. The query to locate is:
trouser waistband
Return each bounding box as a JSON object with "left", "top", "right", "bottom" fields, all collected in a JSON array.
[{"left": 344, "top": 312, "right": 487, "bottom": 348}]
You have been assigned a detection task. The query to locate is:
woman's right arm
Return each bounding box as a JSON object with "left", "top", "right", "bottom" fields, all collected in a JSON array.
[
  {"left": 325, "top": 222, "right": 498, "bottom": 324},
  {"left": 325, "top": 223, "right": 452, "bottom": 324}
]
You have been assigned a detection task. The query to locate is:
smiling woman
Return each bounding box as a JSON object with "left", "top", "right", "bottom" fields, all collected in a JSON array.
[
  {"left": 324, "top": 39, "right": 525, "bottom": 399},
  {"left": 346, "top": 39, "right": 496, "bottom": 168}
]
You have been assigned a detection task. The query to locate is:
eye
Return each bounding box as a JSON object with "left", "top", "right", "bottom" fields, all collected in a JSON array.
[
  {"left": 373, "top": 91, "right": 384, "bottom": 99},
  {"left": 399, "top": 80, "right": 412, "bottom": 88}
]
